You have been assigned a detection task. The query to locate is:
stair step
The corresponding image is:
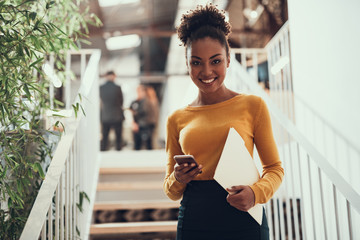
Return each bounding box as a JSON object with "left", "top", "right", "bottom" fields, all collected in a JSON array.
[
  {"left": 96, "top": 189, "right": 168, "bottom": 202},
  {"left": 93, "top": 200, "right": 180, "bottom": 211},
  {"left": 97, "top": 181, "right": 163, "bottom": 191},
  {"left": 90, "top": 221, "right": 178, "bottom": 235},
  {"left": 99, "top": 167, "right": 165, "bottom": 175}
]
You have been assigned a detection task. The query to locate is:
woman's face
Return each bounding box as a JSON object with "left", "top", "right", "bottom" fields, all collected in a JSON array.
[{"left": 187, "top": 37, "right": 230, "bottom": 95}]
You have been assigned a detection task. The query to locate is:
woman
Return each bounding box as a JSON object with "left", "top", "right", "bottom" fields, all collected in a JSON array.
[{"left": 163, "top": 4, "right": 284, "bottom": 240}]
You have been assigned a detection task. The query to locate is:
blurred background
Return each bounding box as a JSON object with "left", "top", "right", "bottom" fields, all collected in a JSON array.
[
  {"left": 21, "top": 0, "right": 360, "bottom": 239},
  {"left": 82, "top": 0, "right": 288, "bottom": 150}
]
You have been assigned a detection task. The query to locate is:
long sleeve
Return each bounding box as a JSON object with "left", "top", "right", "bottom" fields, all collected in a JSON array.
[
  {"left": 162, "top": 95, "right": 284, "bottom": 204},
  {"left": 250, "top": 98, "right": 284, "bottom": 204},
  {"left": 163, "top": 115, "right": 187, "bottom": 200}
]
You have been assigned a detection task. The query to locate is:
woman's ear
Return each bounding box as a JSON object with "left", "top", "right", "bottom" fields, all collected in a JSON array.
[{"left": 227, "top": 55, "right": 230, "bottom": 68}]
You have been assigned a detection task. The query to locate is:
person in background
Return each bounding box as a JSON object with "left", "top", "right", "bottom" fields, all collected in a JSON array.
[
  {"left": 163, "top": 4, "right": 284, "bottom": 239},
  {"left": 130, "top": 84, "right": 152, "bottom": 150},
  {"left": 100, "top": 71, "right": 125, "bottom": 151},
  {"left": 145, "top": 86, "right": 160, "bottom": 149}
]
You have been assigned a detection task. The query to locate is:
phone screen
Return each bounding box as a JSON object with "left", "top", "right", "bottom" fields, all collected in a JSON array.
[{"left": 173, "top": 155, "right": 198, "bottom": 166}]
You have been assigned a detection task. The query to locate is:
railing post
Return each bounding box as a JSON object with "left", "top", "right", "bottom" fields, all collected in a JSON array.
[
  {"left": 55, "top": 183, "right": 60, "bottom": 240},
  {"left": 333, "top": 185, "right": 341, "bottom": 239},
  {"left": 49, "top": 54, "right": 55, "bottom": 109},
  {"left": 318, "top": 168, "right": 328, "bottom": 239},
  {"left": 280, "top": 126, "right": 293, "bottom": 239},
  {"left": 306, "top": 154, "right": 317, "bottom": 239},
  {"left": 347, "top": 201, "right": 353, "bottom": 240},
  {"left": 65, "top": 52, "right": 71, "bottom": 109},
  {"left": 41, "top": 221, "right": 46, "bottom": 240},
  {"left": 81, "top": 53, "right": 86, "bottom": 82},
  {"left": 265, "top": 202, "right": 274, "bottom": 239},
  {"left": 241, "top": 52, "right": 247, "bottom": 70},
  {"left": 65, "top": 158, "right": 69, "bottom": 240},
  {"left": 296, "top": 143, "right": 307, "bottom": 240},
  {"left": 48, "top": 204, "right": 53, "bottom": 239},
  {"left": 252, "top": 52, "right": 258, "bottom": 82}
]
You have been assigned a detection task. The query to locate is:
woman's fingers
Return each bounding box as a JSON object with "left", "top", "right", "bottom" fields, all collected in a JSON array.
[
  {"left": 174, "top": 163, "right": 203, "bottom": 184},
  {"left": 226, "top": 185, "right": 255, "bottom": 211},
  {"left": 175, "top": 163, "right": 198, "bottom": 173},
  {"left": 187, "top": 165, "right": 202, "bottom": 177},
  {"left": 226, "top": 185, "right": 246, "bottom": 193}
]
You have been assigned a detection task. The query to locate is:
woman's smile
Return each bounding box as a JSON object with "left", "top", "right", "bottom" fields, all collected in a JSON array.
[{"left": 200, "top": 77, "right": 216, "bottom": 84}]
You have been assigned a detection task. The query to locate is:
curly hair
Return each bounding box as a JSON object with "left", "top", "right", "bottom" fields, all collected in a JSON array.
[{"left": 177, "top": 4, "right": 231, "bottom": 55}]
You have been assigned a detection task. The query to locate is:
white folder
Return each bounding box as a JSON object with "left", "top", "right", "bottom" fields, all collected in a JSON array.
[{"left": 214, "top": 127, "right": 263, "bottom": 225}]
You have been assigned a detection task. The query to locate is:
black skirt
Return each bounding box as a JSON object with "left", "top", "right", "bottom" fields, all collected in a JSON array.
[{"left": 176, "top": 180, "right": 269, "bottom": 240}]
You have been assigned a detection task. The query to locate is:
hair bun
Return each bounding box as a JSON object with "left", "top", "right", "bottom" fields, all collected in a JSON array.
[{"left": 177, "top": 4, "right": 231, "bottom": 46}]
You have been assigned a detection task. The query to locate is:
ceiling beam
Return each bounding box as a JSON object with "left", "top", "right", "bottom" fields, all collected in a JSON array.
[
  {"left": 90, "top": 28, "right": 176, "bottom": 38},
  {"left": 90, "top": 28, "right": 271, "bottom": 38}
]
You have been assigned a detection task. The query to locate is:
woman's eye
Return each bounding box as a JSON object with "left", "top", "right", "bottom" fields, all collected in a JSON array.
[
  {"left": 212, "top": 59, "right": 221, "bottom": 64},
  {"left": 191, "top": 61, "right": 200, "bottom": 66}
]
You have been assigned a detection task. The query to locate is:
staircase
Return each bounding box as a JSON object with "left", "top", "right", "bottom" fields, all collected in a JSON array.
[{"left": 90, "top": 150, "right": 179, "bottom": 240}]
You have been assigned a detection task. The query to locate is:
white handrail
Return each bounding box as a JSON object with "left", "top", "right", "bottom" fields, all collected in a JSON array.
[
  {"left": 20, "top": 120, "right": 79, "bottom": 239},
  {"left": 236, "top": 63, "right": 360, "bottom": 214},
  {"left": 20, "top": 49, "right": 101, "bottom": 240},
  {"left": 230, "top": 20, "right": 360, "bottom": 239}
]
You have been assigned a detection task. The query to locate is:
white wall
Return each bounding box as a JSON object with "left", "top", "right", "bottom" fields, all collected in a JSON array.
[
  {"left": 288, "top": 0, "right": 360, "bottom": 149},
  {"left": 288, "top": 1, "right": 360, "bottom": 238}
]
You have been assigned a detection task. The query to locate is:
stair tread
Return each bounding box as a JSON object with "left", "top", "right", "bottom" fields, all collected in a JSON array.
[
  {"left": 94, "top": 200, "right": 180, "bottom": 210},
  {"left": 90, "top": 220, "right": 177, "bottom": 235},
  {"left": 97, "top": 181, "right": 163, "bottom": 191},
  {"left": 99, "top": 167, "right": 165, "bottom": 175}
]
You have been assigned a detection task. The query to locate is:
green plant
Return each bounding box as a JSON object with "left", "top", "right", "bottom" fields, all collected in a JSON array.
[{"left": 0, "top": 0, "right": 101, "bottom": 239}]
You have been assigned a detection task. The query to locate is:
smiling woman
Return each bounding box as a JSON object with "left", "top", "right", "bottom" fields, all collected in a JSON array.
[
  {"left": 163, "top": 4, "right": 284, "bottom": 240},
  {"left": 186, "top": 37, "right": 230, "bottom": 100}
]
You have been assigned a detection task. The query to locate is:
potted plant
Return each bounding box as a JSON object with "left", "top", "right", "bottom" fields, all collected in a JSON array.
[{"left": 0, "top": 0, "right": 101, "bottom": 238}]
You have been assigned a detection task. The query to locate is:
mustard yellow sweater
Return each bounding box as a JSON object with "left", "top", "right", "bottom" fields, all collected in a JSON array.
[{"left": 164, "top": 94, "right": 284, "bottom": 205}]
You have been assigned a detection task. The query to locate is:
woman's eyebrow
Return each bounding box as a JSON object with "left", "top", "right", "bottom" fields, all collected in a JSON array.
[{"left": 191, "top": 53, "right": 222, "bottom": 60}]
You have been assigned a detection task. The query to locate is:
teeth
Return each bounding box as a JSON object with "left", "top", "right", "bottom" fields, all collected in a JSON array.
[{"left": 202, "top": 78, "right": 215, "bottom": 84}]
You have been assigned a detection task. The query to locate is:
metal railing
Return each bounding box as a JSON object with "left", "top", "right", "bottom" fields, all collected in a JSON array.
[
  {"left": 20, "top": 49, "right": 101, "bottom": 240},
  {"left": 230, "top": 22, "right": 360, "bottom": 240}
]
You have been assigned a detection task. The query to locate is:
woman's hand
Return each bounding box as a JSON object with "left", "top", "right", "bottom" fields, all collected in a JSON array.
[
  {"left": 226, "top": 185, "right": 255, "bottom": 212},
  {"left": 174, "top": 163, "right": 203, "bottom": 184}
]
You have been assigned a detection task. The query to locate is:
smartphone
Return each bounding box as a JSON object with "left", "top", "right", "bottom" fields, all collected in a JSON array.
[{"left": 173, "top": 155, "right": 198, "bottom": 167}]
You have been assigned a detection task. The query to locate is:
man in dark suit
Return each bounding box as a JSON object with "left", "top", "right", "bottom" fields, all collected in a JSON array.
[{"left": 100, "top": 71, "right": 125, "bottom": 151}]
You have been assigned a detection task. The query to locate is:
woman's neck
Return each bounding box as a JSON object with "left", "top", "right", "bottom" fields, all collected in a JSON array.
[{"left": 191, "top": 88, "right": 238, "bottom": 106}]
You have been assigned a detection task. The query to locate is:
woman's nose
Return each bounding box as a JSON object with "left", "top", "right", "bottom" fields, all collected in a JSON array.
[{"left": 201, "top": 63, "right": 213, "bottom": 76}]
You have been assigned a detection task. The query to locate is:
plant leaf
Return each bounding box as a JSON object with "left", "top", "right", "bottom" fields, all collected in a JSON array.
[
  {"left": 29, "top": 57, "right": 44, "bottom": 68},
  {"left": 34, "top": 162, "right": 45, "bottom": 179}
]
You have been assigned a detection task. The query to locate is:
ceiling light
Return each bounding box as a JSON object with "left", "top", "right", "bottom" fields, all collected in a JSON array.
[
  {"left": 105, "top": 34, "right": 141, "bottom": 51},
  {"left": 98, "top": 0, "right": 140, "bottom": 7},
  {"left": 250, "top": 11, "right": 258, "bottom": 19}
]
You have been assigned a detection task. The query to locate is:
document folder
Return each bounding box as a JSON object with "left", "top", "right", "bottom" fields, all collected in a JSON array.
[{"left": 214, "top": 127, "right": 263, "bottom": 225}]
